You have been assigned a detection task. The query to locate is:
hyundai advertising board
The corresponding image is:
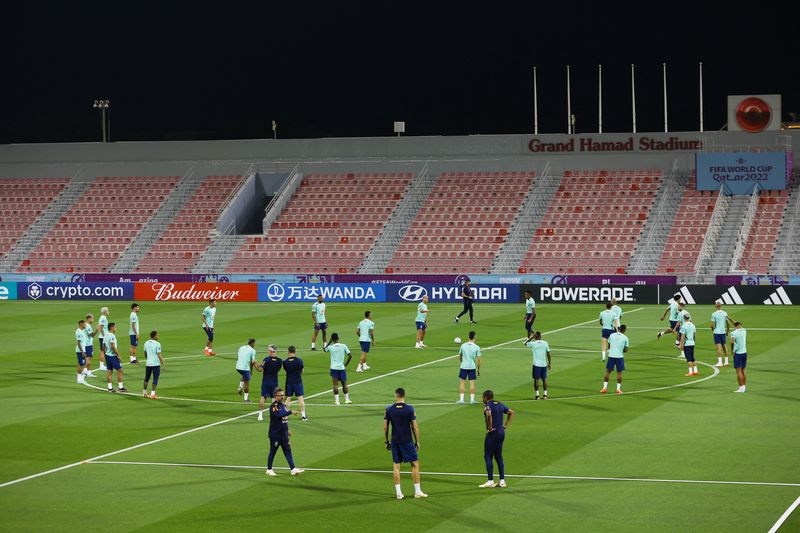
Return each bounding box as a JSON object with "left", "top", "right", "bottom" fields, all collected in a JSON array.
[{"left": 387, "top": 284, "right": 518, "bottom": 303}]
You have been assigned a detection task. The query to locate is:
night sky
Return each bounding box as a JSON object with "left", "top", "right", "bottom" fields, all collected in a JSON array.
[{"left": 4, "top": 1, "right": 798, "bottom": 144}]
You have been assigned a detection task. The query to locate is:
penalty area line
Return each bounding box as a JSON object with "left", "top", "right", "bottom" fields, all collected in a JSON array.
[{"left": 86, "top": 460, "right": 800, "bottom": 488}]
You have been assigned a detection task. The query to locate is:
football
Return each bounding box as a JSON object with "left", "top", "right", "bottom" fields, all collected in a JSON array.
[{"left": 454, "top": 337, "right": 461, "bottom": 343}]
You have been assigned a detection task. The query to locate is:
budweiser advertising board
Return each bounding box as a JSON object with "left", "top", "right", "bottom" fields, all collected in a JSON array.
[{"left": 134, "top": 282, "right": 259, "bottom": 301}]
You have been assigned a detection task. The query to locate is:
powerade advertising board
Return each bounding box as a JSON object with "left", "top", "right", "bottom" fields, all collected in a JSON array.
[
  {"left": 259, "top": 283, "right": 386, "bottom": 302},
  {"left": 18, "top": 282, "right": 134, "bottom": 300},
  {"left": 696, "top": 152, "right": 789, "bottom": 193},
  {"left": 0, "top": 282, "right": 17, "bottom": 300},
  {"left": 522, "top": 285, "right": 657, "bottom": 304},
  {"left": 386, "top": 284, "right": 518, "bottom": 303}
]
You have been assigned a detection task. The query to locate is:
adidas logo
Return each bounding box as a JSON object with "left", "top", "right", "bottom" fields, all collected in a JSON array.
[
  {"left": 763, "top": 286, "right": 793, "bottom": 305},
  {"left": 668, "top": 286, "right": 696, "bottom": 305},
  {"left": 718, "top": 286, "right": 744, "bottom": 305}
]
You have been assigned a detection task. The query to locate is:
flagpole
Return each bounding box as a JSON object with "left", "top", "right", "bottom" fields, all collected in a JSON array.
[
  {"left": 533, "top": 66, "right": 539, "bottom": 135},
  {"left": 631, "top": 64, "right": 637, "bottom": 133},
  {"left": 699, "top": 61, "right": 704, "bottom": 132},
  {"left": 566, "top": 65, "right": 572, "bottom": 134},
  {"left": 598, "top": 64, "right": 603, "bottom": 134},
  {"left": 663, "top": 62, "right": 668, "bottom": 133}
]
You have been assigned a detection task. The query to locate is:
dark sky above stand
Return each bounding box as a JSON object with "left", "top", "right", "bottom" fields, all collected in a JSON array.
[{"left": 3, "top": 1, "right": 798, "bottom": 144}]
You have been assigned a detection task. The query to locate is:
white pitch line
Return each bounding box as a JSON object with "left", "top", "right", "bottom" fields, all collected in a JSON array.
[
  {"left": 571, "top": 326, "right": 800, "bottom": 332},
  {"left": 1, "top": 310, "right": 644, "bottom": 490},
  {"left": 768, "top": 494, "right": 800, "bottom": 533},
  {"left": 86, "top": 460, "right": 800, "bottom": 488}
]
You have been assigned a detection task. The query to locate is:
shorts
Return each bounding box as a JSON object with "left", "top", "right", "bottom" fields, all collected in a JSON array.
[
  {"left": 98, "top": 338, "right": 104, "bottom": 351},
  {"left": 669, "top": 320, "right": 678, "bottom": 330},
  {"left": 601, "top": 328, "right": 615, "bottom": 339},
  {"left": 605, "top": 358, "right": 625, "bottom": 372},
  {"left": 459, "top": 368, "right": 477, "bottom": 381},
  {"left": 75, "top": 352, "right": 86, "bottom": 366},
  {"left": 532, "top": 366, "right": 547, "bottom": 380},
  {"left": 733, "top": 353, "right": 747, "bottom": 368},
  {"left": 391, "top": 441, "right": 419, "bottom": 464},
  {"left": 130, "top": 335, "right": 138, "bottom": 347},
  {"left": 144, "top": 365, "right": 161, "bottom": 385},
  {"left": 237, "top": 369, "right": 251, "bottom": 381},
  {"left": 713, "top": 333, "right": 727, "bottom": 345},
  {"left": 106, "top": 355, "right": 122, "bottom": 370},
  {"left": 684, "top": 345, "right": 696, "bottom": 362},
  {"left": 285, "top": 382, "right": 304, "bottom": 397},
  {"left": 204, "top": 327, "right": 214, "bottom": 342},
  {"left": 314, "top": 322, "right": 328, "bottom": 331},
  {"left": 85, "top": 346, "right": 93, "bottom": 357},
  {"left": 330, "top": 369, "right": 347, "bottom": 382},
  {"left": 360, "top": 341, "right": 371, "bottom": 353},
  {"left": 525, "top": 314, "right": 534, "bottom": 333},
  {"left": 261, "top": 380, "right": 278, "bottom": 399},
  {"left": 416, "top": 321, "right": 427, "bottom": 331}
]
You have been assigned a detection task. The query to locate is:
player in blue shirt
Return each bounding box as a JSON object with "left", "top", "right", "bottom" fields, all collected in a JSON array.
[
  {"left": 258, "top": 344, "right": 283, "bottom": 421},
  {"left": 283, "top": 346, "right": 307, "bottom": 421},
  {"left": 384, "top": 387, "right": 427, "bottom": 499},
  {"left": 454, "top": 279, "right": 476, "bottom": 324},
  {"left": 265, "top": 388, "right": 304, "bottom": 477},
  {"left": 479, "top": 390, "right": 515, "bottom": 488}
]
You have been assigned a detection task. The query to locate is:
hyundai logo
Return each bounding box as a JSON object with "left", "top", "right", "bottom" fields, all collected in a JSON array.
[
  {"left": 398, "top": 285, "right": 427, "bottom": 302},
  {"left": 28, "top": 282, "right": 42, "bottom": 300},
  {"left": 265, "top": 283, "right": 286, "bottom": 302}
]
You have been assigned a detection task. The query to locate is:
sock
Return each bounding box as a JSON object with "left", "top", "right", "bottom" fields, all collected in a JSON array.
[
  {"left": 345, "top": 393, "right": 350, "bottom": 401},
  {"left": 543, "top": 389, "right": 548, "bottom": 397},
  {"left": 130, "top": 356, "right": 136, "bottom": 362},
  {"left": 301, "top": 410, "right": 306, "bottom": 418},
  {"left": 151, "top": 390, "right": 156, "bottom": 396},
  {"left": 602, "top": 351, "right": 606, "bottom": 359},
  {"left": 681, "top": 351, "right": 685, "bottom": 357},
  {"left": 724, "top": 357, "right": 729, "bottom": 364},
  {"left": 535, "top": 390, "right": 540, "bottom": 397},
  {"left": 239, "top": 381, "right": 243, "bottom": 390},
  {"left": 334, "top": 393, "right": 340, "bottom": 403},
  {"left": 415, "top": 341, "right": 420, "bottom": 347},
  {"left": 603, "top": 381, "right": 608, "bottom": 389},
  {"left": 459, "top": 393, "right": 465, "bottom": 402},
  {"left": 470, "top": 393, "right": 475, "bottom": 403},
  {"left": 108, "top": 383, "right": 113, "bottom": 390},
  {"left": 414, "top": 482, "right": 422, "bottom": 493},
  {"left": 357, "top": 364, "right": 362, "bottom": 370},
  {"left": 395, "top": 484, "right": 403, "bottom": 497},
  {"left": 311, "top": 342, "right": 316, "bottom": 348},
  {"left": 143, "top": 389, "right": 147, "bottom": 396},
  {"left": 717, "top": 357, "right": 723, "bottom": 365},
  {"left": 244, "top": 392, "right": 249, "bottom": 401},
  {"left": 616, "top": 382, "right": 621, "bottom": 391},
  {"left": 741, "top": 385, "right": 746, "bottom": 392}
]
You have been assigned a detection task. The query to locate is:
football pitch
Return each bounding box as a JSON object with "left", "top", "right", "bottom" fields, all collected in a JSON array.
[{"left": 1, "top": 300, "right": 799, "bottom": 532}]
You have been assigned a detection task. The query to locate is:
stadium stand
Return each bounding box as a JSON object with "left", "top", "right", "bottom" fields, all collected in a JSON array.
[
  {"left": 18, "top": 176, "right": 180, "bottom": 272},
  {"left": 386, "top": 171, "right": 535, "bottom": 274},
  {"left": 737, "top": 190, "right": 790, "bottom": 274},
  {"left": 135, "top": 175, "right": 244, "bottom": 272},
  {"left": 518, "top": 170, "right": 661, "bottom": 274},
  {"left": 227, "top": 172, "right": 414, "bottom": 273},
  {"left": 0, "top": 177, "right": 69, "bottom": 260}
]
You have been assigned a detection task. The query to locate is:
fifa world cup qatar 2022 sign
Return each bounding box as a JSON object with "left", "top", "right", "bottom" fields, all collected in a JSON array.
[{"left": 696, "top": 152, "right": 789, "bottom": 194}]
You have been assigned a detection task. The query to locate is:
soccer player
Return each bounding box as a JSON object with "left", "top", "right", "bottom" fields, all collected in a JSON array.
[
  {"left": 129, "top": 303, "right": 140, "bottom": 364},
  {"left": 97, "top": 307, "right": 109, "bottom": 371},
  {"left": 310, "top": 294, "right": 327, "bottom": 351},
  {"left": 258, "top": 344, "right": 283, "bottom": 421},
  {"left": 104, "top": 323, "right": 126, "bottom": 392},
  {"left": 383, "top": 387, "right": 427, "bottom": 499},
  {"left": 525, "top": 331, "right": 551, "bottom": 400},
  {"left": 75, "top": 319, "right": 87, "bottom": 384},
  {"left": 142, "top": 330, "right": 166, "bottom": 398},
  {"left": 356, "top": 310, "right": 375, "bottom": 373},
  {"left": 599, "top": 302, "right": 616, "bottom": 361},
  {"left": 610, "top": 298, "right": 623, "bottom": 331},
  {"left": 202, "top": 298, "right": 216, "bottom": 356},
  {"left": 454, "top": 279, "right": 476, "bottom": 324},
  {"left": 601, "top": 324, "right": 628, "bottom": 394},
  {"left": 679, "top": 313, "right": 699, "bottom": 376},
  {"left": 479, "top": 390, "right": 514, "bottom": 488},
  {"left": 82, "top": 313, "right": 98, "bottom": 378},
  {"left": 457, "top": 331, "right": 481, "bottom": 404},
  {"left": 672, "top": 302, "right": 690, "bottom": 357},
  {"left": 523, "top": 290, "right": 536, "bottom": 336},
  {"left": 265, "top": 388, "right": 304, "bottom": 477},
  {"left": 236, "top": 338, "right": 259, "bottom": 403},
  {"left": 283, "top": 346, "right": 307, "bottom": 421},
  {"left": 657, "top": 293, "right": 682, "bottom": 346},
  {"left": 325, "top": 333, "right": 352, "bottom": 405},
  {"left": 710, "top": 301, "right": 734, "bottom": 367},
  {"left": 415, "top": 295, "right": 429, "bottom": 349},
  {"left": 730, "top": 322, "right": 748, "bottom": 393}
]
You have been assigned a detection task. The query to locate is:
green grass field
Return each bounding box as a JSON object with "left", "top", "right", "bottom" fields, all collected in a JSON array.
[{"left": 1, "top": 300, "right": 799, "bottom": 532}]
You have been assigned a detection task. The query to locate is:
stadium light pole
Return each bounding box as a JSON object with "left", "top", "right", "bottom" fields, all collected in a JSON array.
[
  {"left": 566, "top": 65, "right": 572, "bottom": 134},
  {"left": 662, "top": 63, "right": 668, "bottom": 133},
  {"left": 533, "top": 66, "right": 539, "bottom": 135},
  {"left": 93, "top": 99, "right": 110, "bottom": 142},
  {"left": 631, "top": 64, "right": 637, "bottom": 133},
  {"left": 598, "top": 64, "right": 603, "bottom": 134},
  {"left": 699, "top": 62, "right": 704, "bottom": 132}
]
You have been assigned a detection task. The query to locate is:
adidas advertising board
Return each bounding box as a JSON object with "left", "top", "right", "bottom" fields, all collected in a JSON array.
[{"left": 659, "top": 285, "right": 797, "bottom": 305}]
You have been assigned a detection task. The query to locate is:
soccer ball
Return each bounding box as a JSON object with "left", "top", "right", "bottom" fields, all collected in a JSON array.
[{"left": 454, "top": 337, "right": 462, "bottom": 344}]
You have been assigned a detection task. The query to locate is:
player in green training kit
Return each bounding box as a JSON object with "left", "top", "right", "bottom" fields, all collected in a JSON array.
[
  {"left": 679, "top": 313, "right": 699, "bottom": 376},
  {"left": 524, "top": 291, "right": 536, "bottom": 336},
  {"left": 104, "top": 323, "right": 126, "bottom": 392},
  {"left": 525, "top": 331, "right": 551, "bottom": 399},
  {"left": 143, "top": 331, "right": 166, "bottom": 398},
  {"left": 601, "top": 325, "right": 629, "bottom": 394},
  {"left": 671, "top": 302, "right": 690, "bottom": 358},
  {"left": 599, "top": 303, "right": 616, "bottom": 361},
  {"left": 82, "top": 313, "right": 98, "bottom": 378},
  {"left": 236, "top": 338, "right": 259, "bottom": 403},
  {"left": 310, "top": 294, "right": 327, "bottom": 351},
  {"left": 415, "top": 295, "right": 429, "bottom": 349},
  {"left": 129, "top": 303, "right": 140, "bottom": 364},
  {"left": 356, "top": 310, "right": 375, "bottom": 373},
  {"left": 658, "top": 293, "right": 682, "bottom": 347},
  {"left": 97, "top": 307, "right": 109, "bottom": 371},
  {"left": 202, "top": 298, "right": 216, "bottom": 356},
  {"left": 710, "top": 301, "right": 735, "bottom": 367},
  {"left": 457, "top": 331, "right": 481, "bottom": 404},
  {"left": 325, "top": 333, "right": 352, "bottom": 405},
  {"left": 730, "top": 322, "right": 748, "bottom": 393},
  {"left": 610, "top": 298, "right": 623, "bottom": 331},
  {"left": 75, "top": 319, "right": 88, "bottom": 384}
]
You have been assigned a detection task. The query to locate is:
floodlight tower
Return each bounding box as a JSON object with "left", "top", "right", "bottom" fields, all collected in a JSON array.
[{"left": 93, "top": 99, "right": 110, "bottom": 142}]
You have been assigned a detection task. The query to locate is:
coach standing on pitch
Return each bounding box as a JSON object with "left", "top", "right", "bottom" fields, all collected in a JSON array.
[{"left": 454, "top": 279, "right": 476, "bottom": 324}]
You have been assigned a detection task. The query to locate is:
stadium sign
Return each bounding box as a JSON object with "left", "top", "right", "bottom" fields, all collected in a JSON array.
[
  {"left": 258, "top": 283, "right": 386, "bottom": 302},
  {"left": 696, "top": 152, "right": 789, "bottom": 193},
  {"left": 0, "top": 282, "right": 17, "bottom": 300},
  {"left": 134, "top": 282, "right": 258, "bottom": 302},
  {"left": 18, "top": 282, "right": 134, "bottom": 301},
  {"left": 524, "top": 285, "right": 657, "bottom": 303},
  {"left": 387, "top": 284, "right": 517, "bottom": 303},
  {"left": 527, "top": 135, "right": 702, "bottom": 153}
]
